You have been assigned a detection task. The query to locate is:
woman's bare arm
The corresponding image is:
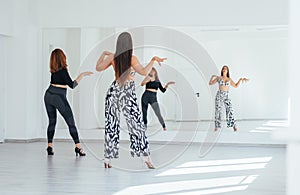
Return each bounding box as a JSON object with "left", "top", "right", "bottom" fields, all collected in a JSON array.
[
  {"left": 209, "top": 75, "right": 219, "bottom": 85},
  {"left": 230, "top": 78, "right": 249, "bottom": 88},
  {"left": 141, "top": 75, "right": 152, "bottom": 86},
  {"left": 96, "top": 51, "right": 114, "bottom": 72},
  {"left": 132, "top": 56, "right": 167, "bottom": 76}
]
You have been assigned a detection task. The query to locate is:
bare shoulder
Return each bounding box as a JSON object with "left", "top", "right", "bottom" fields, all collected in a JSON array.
[
  {"left": 108, "top": 53, "right": 114, "bottom": 61},
  {"left": 131, "top": 55, "right": 140, "bottom": 66},
  {"left": 109, "top": 54, "right": 115, "bottom": 66}
]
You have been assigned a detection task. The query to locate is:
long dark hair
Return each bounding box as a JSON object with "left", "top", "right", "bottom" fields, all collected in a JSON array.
[
  {"left": 49, "top": 48, "right": 68, "bottom": 73},
  {"left": 221, "top": 65, "right": 230, "bottom": 78},
  {"left": 114, "top": 32, "right": 133, "bottom": 83}
]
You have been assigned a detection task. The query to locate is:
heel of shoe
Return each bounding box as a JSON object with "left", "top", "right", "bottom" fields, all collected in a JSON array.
[
  {"left": 233, "top": 126, "right": 238, "bottom": 132},
  {"left": 104, "top": 158, "right": 112, "bottom": 168},
  {"left": 143, "top": 156, "right": 155, "bottom": 169},
  {"left": 46, "top": 146, "right": 54, "bottom": 155},
  {"left": 145, "top": 161, "right": 155, "bottom": 169},
  {"left": 75, "top": 147, "right": 86, "bottom": 156},
  {"left": 104, "top": 163, "right": 112, "bottom": 168}
]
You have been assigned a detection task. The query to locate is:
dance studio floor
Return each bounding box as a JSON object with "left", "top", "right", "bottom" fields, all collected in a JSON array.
[
  {"left": 0, "top": 120, "right": 286, "bottom": 194},
  {"left": 0, "top": 143, "right": 285, "bottom": 194}
]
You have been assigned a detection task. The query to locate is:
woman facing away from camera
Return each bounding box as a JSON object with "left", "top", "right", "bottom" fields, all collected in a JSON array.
[
  {"left": 141, "top": 67, "right": 175, "bottom": 131},
  {"left": 209, "top": 65, "right": 249, "bottom": 132},
  {"left": 96, "top": 32, "right": 167, "bottom": 169},
  {"left": 44, "top": 48, "right": 93, "bottom": 156}
]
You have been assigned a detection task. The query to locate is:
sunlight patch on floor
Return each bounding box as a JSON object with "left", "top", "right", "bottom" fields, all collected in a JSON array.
[
  {"left": 156, "top": 157, "right": 271, "bottom": 177},
  {"left": 114, "top": 175, "right": 257, "bottom": 195}
]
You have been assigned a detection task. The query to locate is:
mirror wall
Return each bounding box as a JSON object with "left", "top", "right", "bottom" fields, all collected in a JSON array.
[{"left": 41, "top": 26, "right": 288, "bottom": 134}]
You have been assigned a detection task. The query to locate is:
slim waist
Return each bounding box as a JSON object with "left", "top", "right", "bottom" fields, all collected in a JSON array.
[
  {"left": 46, "top": 85, "right": 67, "bottom": 95},
  {"left": 145, "top": 89, "right": 157, "bottom": 93},
  {"left": 144, "top": 90, "right": 157, "bottom": 94}
]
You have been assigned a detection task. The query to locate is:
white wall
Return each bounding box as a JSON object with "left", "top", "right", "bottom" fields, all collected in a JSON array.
[
  {"left": 175, "top": 27, "right": 288, "bottom": 120},
  {"left": 36, "top": 0, "right": 287, "bottom": 28},
  {"left": 40, "top": 26, "right": 288, "bottom": 132},
  {"left": 42, "top": 29, "right": 78, "bottom": 130},
  {"left": 0, "top": 36, "right": 8, "bottom": 142},
  {"left": 0, "top": 0, "right": 13, "bottom": 36},
  {"left": 3, "top": 0, "right": 41, "bottom": 140},
  {"left": 283, "top": 1, "right": 300, "bottom": 194},
  {"left": 0, "top": 0, "right": 289, "bottom": 140}
]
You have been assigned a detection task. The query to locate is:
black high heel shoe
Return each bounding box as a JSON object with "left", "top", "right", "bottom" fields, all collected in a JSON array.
[
  {"left": 75, "top": 147, "right": 86, "bottom": 156},
  {"left": 46, "top": 146, "right": 54, "bottom": 155}
]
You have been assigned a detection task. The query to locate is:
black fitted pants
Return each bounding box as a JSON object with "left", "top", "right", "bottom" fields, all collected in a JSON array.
[
  {"left": 44, "top": 85, "right": 80, "bottom": 144},
  {"left": 141, "top": 91, "right": 165, "bottom": 128}
]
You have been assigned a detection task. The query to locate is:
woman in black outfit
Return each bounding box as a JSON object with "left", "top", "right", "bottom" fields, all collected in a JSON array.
[
  {"left": 44, "top": 48, "right": 93, "bottom": 156},
  {"left": 141, "top": 68, "right": 175, "bottom": 131}
]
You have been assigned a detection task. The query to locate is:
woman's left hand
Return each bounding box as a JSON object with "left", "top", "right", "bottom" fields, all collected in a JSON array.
[
  {"left": 166, "top": 81, "right": 175, "bottom": 86},
  {"left": 241, "top": 78, "right": 250, "bottom": 82}
]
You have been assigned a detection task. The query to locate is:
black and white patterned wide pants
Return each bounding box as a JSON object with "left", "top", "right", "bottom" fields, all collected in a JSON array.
[
  {"left": 215, "top": 90, "right": 236, "bottom": 129},
  {"left": 104, "top": 80, "right": 150, "bottom": 159}
]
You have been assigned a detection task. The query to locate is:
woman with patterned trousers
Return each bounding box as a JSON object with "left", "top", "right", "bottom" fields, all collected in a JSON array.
[
  {"left": 209, "top": 65, "right": 249, "bottom": 132},
  {"left": 96, "top": 32, "right": 166, "bottom": 169}
]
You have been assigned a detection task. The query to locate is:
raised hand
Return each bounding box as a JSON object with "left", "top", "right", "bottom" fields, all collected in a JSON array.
[
  {"left": 241, "top": 78, "right": 250, "bottom": 83},
  {"left": 152, "top": 56, "right": 167, "bottom": 66},
  {"left": 166, "top": 81, "right": 175, "bottom": 86},
  {"left": 82, "top": 71, "right": 94, "bottom": 77}
]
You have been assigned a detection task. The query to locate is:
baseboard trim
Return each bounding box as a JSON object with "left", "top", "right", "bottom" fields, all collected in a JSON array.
[
  {"left": 3, "top": 138, "right": 286, "bottom": 148},
  {"left": 4, "top": 138, "right": 45, "bottom": 143}
]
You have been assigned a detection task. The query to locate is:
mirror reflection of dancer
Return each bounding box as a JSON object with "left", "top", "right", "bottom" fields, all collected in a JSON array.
[
  {"left": 96, "top": 32, "right": 166, "bottom": 169},
  {"left": 209, "top": 65, "right": 249, "bottom": 132},
  {"left": 141, "top": 68, "right": 175, "bottom": 131},
  {"left": 44, "top": 48, "right": 93, "bottom": 156}
]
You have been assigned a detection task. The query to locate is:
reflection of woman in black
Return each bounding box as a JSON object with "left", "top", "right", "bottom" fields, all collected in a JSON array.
[
  {"left": 141, "top": 68, "right": 175, "bottom": 131},
  {"left": 44, "top": 48, "right": 93, "bottom": 156}
]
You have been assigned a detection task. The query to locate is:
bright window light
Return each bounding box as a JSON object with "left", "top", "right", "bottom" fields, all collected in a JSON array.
[
  {"left": 157, "top": 163, "right": 267, "bottom": 177},
  {"left": 241, "top": 175, "right": 259, "bottom": 184},
  {"left": 165, "top": 185, "right": 249, "bottom": 195},
  {"left": 249, "top": 130, "right": 270, "bottom": 133},
  {"left": 255, "top": 127, "right": 276, "bottom": 130},
  {"left": 114, "top": 176, "right": 249, "bottom": 195},
  {"left": 177, "top": 157, "right": 272, "bottom": 168},
  {"left": 263, "top": 120, "right": 289, "bottom": 127}
]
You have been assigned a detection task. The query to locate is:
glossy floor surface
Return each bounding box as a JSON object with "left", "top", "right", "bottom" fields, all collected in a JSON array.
[{"left": 0, "top": 141, "right": 285, "bottom": 195}]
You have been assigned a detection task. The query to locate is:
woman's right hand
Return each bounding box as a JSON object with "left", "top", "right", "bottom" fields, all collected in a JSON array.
[
  {"left": 212, "top": 75, "right": 219, "bottom": 79},
  {"left": 81, "top": 71, "right": 94, "bottom": 77},
  {"left": 151, "top": 56, "right": 167, "bottom": 66},
  {"left": 209, "top": 75, "right": 219, "bottom": 85}
]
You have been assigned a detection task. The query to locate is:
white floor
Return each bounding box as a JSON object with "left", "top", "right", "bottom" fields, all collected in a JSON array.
[
  {"left": 0, "top": 120, "right": 287, "bottom": 194},
  {"left": 0, "top": 142, "right": 285, "bottom": 195},
  {"left": 54, "top": 119, "right": 288, "bottom": 145}
]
